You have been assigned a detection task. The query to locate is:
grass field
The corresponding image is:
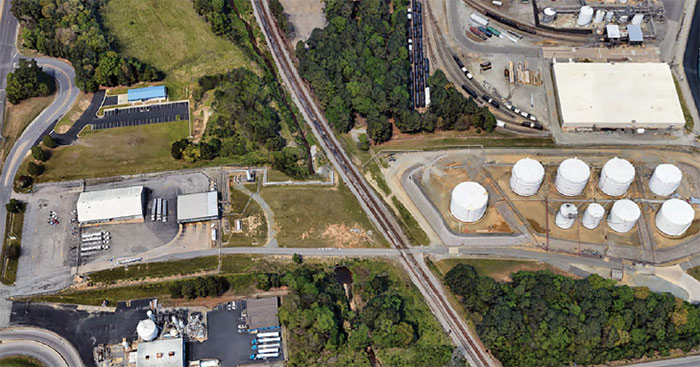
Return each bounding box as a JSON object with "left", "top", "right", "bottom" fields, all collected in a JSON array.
[
  {"left": 102, "top": 0, "right": 255, "bottom": 100},
  {"left": 229, "top": 188, "right": 250, "bottom": 213},
  {"left": 377, "top": 135, "right": 556, "bottom": 151},
  {"left": 432, "top": 258, "right": 571, "bottom": 282},
  {"left": 2, "top": 93, "right": 55, "bottom": 158},
  {"left": 223, "top": 197, "right": 267, "bottom": 247},
  {"left": 261, "top": 183, "right": 387, "bottom": 248},
  {"left": 26, "top": 121, "right": 235, "bottom": 182},
  {"left": 1, "top": 211, "right": 24, "bottom": 285},
  {"left": 54, "top": 92, "right": 91, "bottom": 134},
  {"left": 87, "top": 256, "right": 218, "bottom": 285},
  {"left": 688, "top": 266, "right": 700, "bottom": 282},
  {"left": 391, "top": 196, "right": 429, "bottom": 246},
  {"left": 0, "top": 356, "right": 43, "bottom": 367}
]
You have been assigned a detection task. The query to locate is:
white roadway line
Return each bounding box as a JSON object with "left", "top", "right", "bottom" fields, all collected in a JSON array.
[{"left": 2, "top": 63, "right": 74, "bottom": 186}]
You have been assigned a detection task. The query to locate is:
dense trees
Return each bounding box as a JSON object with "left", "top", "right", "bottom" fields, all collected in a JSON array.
[
  {"left": 445, "top": 264, "right": 700, "bottom": 367},
  {"left": 169, "top": 276, "right": 228, "bottom": 299},
  {"left": 5, "top": 59, "right": 52, "bottom": 104},
  {"left": 296, "top": 0, "right": 496, "bottom": 144},
  {"left": 279, "top": 261, "right": 454, "bottom": 367},
  {"left": 12, "top": 0, "right": 161, "bottom": 91}
]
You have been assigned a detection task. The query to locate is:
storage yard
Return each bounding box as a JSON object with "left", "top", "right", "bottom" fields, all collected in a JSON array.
[{"left": 393, "top": 148, "right": 700, "bottom": 258}]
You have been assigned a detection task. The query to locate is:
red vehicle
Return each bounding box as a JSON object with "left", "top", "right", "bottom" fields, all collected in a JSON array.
[{"left": 469, "top": 27, "right": 488, "bottom": 41}]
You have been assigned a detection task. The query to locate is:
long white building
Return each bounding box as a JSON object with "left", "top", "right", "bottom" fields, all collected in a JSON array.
[
  {"left": 553, "top": 62, "right": 685, "bottom": 131},
  {"left": 77, "top": 186, "right": 145, "bottom": 225}
]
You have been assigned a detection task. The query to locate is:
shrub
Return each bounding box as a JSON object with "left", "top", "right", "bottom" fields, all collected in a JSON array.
[
  {"left": 31, "top": 145, "right": 48, "bottom": 162},
  {"left": 27, "top": 162, "right": 44, "bottom": 176},
  {"left": 15, "top": 176, "right": 32, "bottom": 190},
  {"left": 42, "top": 135, "right": 57, "bottom": 148},
  {"left": 5, "top": 199, "right": 23, "bottom": 214},
  {"left": 3, "top": 243, "right": 20, "bottom": 260}
]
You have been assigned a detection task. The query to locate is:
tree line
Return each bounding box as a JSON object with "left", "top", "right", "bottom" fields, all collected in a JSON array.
[
  {"left": 295, "top": 0, "right": 496, "bottom": 144},
  {"left": 12, "top": 0, "right": 161, "bottom": 91},
  {"left": 5, "top": 59, "right": 54, "bottom": 104},
  {"left": 445, "top": 264, "right": 700, "bottom": 367}
]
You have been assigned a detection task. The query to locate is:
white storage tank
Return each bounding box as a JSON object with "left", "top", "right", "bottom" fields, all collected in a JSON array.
[
  {"left": 450, "top": 182, "right": 488, "bottom": 223},
  {"left": 581, "top": 203, "right": 605, "bottom": 229},
  {"left": 631, "top": 13, "right": 644, "bottom": 25},
  {"left": 656, "top": 199, "right": 695, "bottom": 237},
  {"left": 649, "top": 164, "right": 682, "bottom": 196},
  {"left": 137, "top": 319, "right": 158, "bottom": 341},
  {"left": 607, "top": 199, "right": 640, "bottom": 233},
  {"left": 543, "top": 8, "right": 557, "bottom": 23},
  {"left": 555, "top": 203, "right": 578, "bottom": 229},
  {"left": 555, "top": 158, "right": 590, "bottom": 196},
  {"left": 605, "top": 10, "right": 614, "bottom": 22},
  {"left": 599, "top": 157, "right": 635, "bottom": 196},
  {"left": 593, "top": 9, "right": 605, "bottom": 24},
  {"left": 510, "top": 158, "right": 545, "bottom": 196},
  {"left": 577, "top": 6, "right": 594, "bottom": 26}
]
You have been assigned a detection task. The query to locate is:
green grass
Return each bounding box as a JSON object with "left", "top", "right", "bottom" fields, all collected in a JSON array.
[
  {"left": 673, "top": 76, "right": 694, "bottom": 132},
  {"left": 432, "top": 258, "right": 568, "bottom": 281},
  {"left": 378, "top": 135, "right": 556, "bottom": 151},
  {"left": 391, "top": 196, "right": 429, "bottom": 246},
  {"left": 366, "top": 160, "right": 390, "bottom": 195},
  {"left": 220, "top": 254, "right": 290, "bottom": 274},
  {"left": 229, "top": 188, "right": 250, "bottom": 213},
  {"left": 267, "top": 169, "right": 295, "bottom": 182},
  {"left": 223, "top": 197, "right": 267, "bottom": 247},
  {"left": 261, "top": 182, "right": 387, "bottom": 248},
  {"left": 54, "top": 92, "right": 90, "bottom": 134},
  {"left": 87, "top": 256, "right": 218, "bottom": 285},
  {"left": 688, "top": 266, "right": 700, "bottom": 282},
  {"left": 0, "top": 356, "right": 44, "bottom": 367},
  {"left": 102, "top": 0, "right": 255, "bottom": 100},
  {"left": 2, "top": 93, "right": 56, "bottom": 159},
  {"left": 1, "top": 211, "right": 25, "bottom": 285},
  {"left": 27, "top": 121, "right": 230, "bottom": 182},
  {"left": 32, "top": 281, "right": 174, "bottom": 306}
]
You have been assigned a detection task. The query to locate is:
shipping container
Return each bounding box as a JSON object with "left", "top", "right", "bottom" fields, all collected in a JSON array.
[
  {"left": 470, "top": 13, "right": 489, "bottom": 27},
  {"left": 461, "top": 84, "right": 478, "bottom": 98}
]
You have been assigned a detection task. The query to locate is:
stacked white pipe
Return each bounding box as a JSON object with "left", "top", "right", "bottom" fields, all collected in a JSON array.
[
  {"left": 555, "top": 203, "right": 578, "bottom": 229},
  {"left": 555, "top": 158, "right": 590, "bottom": 196},
  {"left": 607, "top": 199, "right": 640, "bottom": 233},
  {"left": 599, "top": 157, "right": 635, "bottom": 196},
  {"left": 510, "top": 158, "right": 545, "bottom": 196},
  {"left": 450, "top": 182, "right": 488, "bottom": 223},
  {"left": 581, "top": 203, "right": 605, "bottom": 229},
  {"left": 656, "top": 199, "right": 695, "bottom": 237},
  {"left": 649, "top": 164, "right": 682, "bottom": 196}
]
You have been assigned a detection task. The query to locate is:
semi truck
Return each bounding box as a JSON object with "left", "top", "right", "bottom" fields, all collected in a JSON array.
[
  {"left": 251, "top": 337, "right": 281, "bottom": 344},
  {"left": 256, "top": 331, "right": 280, "bottom": 338},
  {"left": 250, "top": 353, "right": 279, "bottom": 360},
  {"left": 470, "top": 13, "right": 488, "bottom": 27},
  {"left": 151, "top": 198, "right": 157, "bottom": 221},
  {"left": 162, "top": 200, "right": 167, "bottom": 222},
  {"left": 252, "top": 343, "right": 280, "bottom": 350}
]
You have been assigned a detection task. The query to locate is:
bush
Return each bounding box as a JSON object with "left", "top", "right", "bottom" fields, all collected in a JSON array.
[
  {"left": 5, "top": 199, "right": 23, "bottom": 214},
  {"left": 31, "top": 146, "right": 48, "bottom": 162},
  {"left": 27, "top": 162, "right": 44, "bottom": 176},
  {"left": 356, "top": 134, "right": 370, "bottom": 151},
  {"left": 292, "top": 253, "right": 303, "bottom": 264},
  {"left": 42, "top": 135, "right": 57, "bottom": 148},
  {"left": 3, "top": 243, "right": 20, "bottom": 260},
  {"left": 15, "top": 176, "right": 32, "bottom": 190}
]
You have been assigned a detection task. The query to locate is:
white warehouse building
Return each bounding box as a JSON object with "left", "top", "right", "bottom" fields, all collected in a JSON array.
[
  {"left": 77, "top": 186, "right": 145, "bottom": 225},
  {"left": 176, "top": 191, "right": 219, "bottom": 224},
  {"left": 553, "top": 63, "right": 685, "bottom": 131}
]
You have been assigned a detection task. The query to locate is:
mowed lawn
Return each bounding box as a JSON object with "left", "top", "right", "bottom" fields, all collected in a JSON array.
[
  {"left": 102, "top": 0, "right": 253, "bottom": 98},
  {"left": 32, "top": 121, "right": 194, "bottom": 182},
  {"left": 261, "top": 183, "right": 388, "bottom": 248}
]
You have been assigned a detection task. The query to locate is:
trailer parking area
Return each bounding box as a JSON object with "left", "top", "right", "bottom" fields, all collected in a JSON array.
[{"left": 94, "top": 101, "right": 189, "bottom": 130}]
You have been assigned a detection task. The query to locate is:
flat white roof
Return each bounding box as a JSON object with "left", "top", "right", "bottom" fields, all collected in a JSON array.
[
  {"left": 137, "top": 338, "right": 184, "bottom": 367},
  {"left": 77, "top": 186, "right": 144, "bottom": 223},
  {"left": 553, "top": 63, "right": 685, "bottom": 128},
  {"left": 176, "top": 191, "right": 218, "bottom": 223}
]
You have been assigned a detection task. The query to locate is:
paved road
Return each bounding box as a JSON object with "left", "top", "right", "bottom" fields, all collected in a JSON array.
[
  {"left": 626, "top": 356, "right": 700, "bottom": 367},
  {"left": 0, "top": 0, "right": 19, "bottom": 131},
  {"left": 0, "top": 327, "right": 84, "bottom": 367}
]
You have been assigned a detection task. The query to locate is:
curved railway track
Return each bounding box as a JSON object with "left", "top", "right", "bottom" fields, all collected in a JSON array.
[{"left": 252, "top": 0, "right": 497, "bottom": 365}]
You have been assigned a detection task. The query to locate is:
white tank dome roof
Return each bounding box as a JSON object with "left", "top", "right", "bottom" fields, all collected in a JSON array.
[
  {"left": 510, "top": 158, "right": 545, "bottom": 196},
  {"left": 137, "top": 319, "right": 158, "bottom": 341},
  {"left": 602, "top": 157, "right": 635, "bottom": 183},
  {"left": 585, "top": 203, "right": 604, "bottom": 217},
  {"left": 581, "top": 203, "right": 605, "bottom": 229},
  {"left": 555, "top": 158, "right": 590, "bottom": 196},
  {"left": 611, "top": 199, "right": 640, "bottom": 221},
  {"left": 656, "top": 199, "right": 695, "bottom": 237},
  {"left": 450, "top": 182, "right": 488, "bottom": 223},
  {"left": 649, "top": 164, "right": 682, "bottom": 196}
]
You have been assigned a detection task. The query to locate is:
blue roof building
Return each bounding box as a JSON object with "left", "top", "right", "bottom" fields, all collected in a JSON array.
[
  {"left": 127, "top": 85, "right": 167, "bottom": 102},
  {"left": 627, "top": 24, "right": 643, "bottom": 44}
]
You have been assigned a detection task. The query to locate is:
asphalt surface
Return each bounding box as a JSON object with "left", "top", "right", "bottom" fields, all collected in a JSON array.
[
  {"left": 683, "top": 0, "right": 700, "bottom": 119},
  {"left": 0, "top": 0, "right": 19, "bottom": 130},
  {"left": 0, "top": 327, "right": 84, "bottom": 367},
  {"left": 93, "top": 101, "right": 190, "bottom": 130}
]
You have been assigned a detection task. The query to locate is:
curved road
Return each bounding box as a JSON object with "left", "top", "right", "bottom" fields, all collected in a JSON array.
[{"left": 0, "top": 327, "right": 84, "bottom": 367}]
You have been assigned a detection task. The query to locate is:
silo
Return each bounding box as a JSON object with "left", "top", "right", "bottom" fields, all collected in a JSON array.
[
  {"left": 555, "top": 203, "right": 578, "bottom": 230},
  {"left": 593, "top": 9, "right": 605, "bottom": 24},
  {"left": 605, "top": 11, "right": 614, "bottom": 22},
  {"left": 510, "top": 158, "right": 545, "bottom": 196},
  {"left": 450, "top": 182, "right": 488, "bottom": 223},
  {"left": 543, "top": 8, "right": 557, "bottom": 23},
  {"left": 577, "top": 6, "right": 594, "bottom": 26},
  {"left": 581, "top": 203, "right": 605, "bottom": 229},
  {"left": 656, "top": 199, "right": 695, "bottom": 237},
  {"left": 607, "top": 199, "right": 640, "bottom": 233},
  {"left": 599, "top": 157, "right": 635, "bottom": 196},
  {"left": 649, "top": 163, "right": 682, "bottom": 196},
  {"left": 555, "top": 158, "right": 590, "bottom": 196},
  {"left": 137, "top": 319, "right": 158, "bottom": 341}
]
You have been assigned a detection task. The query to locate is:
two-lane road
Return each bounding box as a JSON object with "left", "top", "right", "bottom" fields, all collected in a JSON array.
[{"left": 0, "top": 327, "right": 84, "bottom": 367}]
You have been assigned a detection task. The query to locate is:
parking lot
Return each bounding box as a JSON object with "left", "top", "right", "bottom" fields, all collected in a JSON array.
[
  {"left": 93, "top": 101, "right": 189, "bottom": 130},
  {"left": 190, "top": 301, "right": 284, "bottom": 365},
  {"left": 18, "top": 171, "right": 212, "bottom": 278}
]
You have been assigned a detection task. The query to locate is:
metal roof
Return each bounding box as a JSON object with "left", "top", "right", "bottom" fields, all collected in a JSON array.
[
  {"left": 247, "top": 297, "right": 279, "bottom": 330},
  {"left": 128, "top": 86, "right": 167, "bottom": 102},
  {"left": 627, "top": 24, "right": 643, "bottom": 42},
  {"left": 606, "top": 24, "right": 620, "bottom": 38},
  {"left": 176, "top": 191, "right": 218, "bottom": 223},
  {"left": 77, "top": 186, "right": 144, "bottom": 223},
  {"left": 137, "top": 338, "right": 185, "bottom": 367}
]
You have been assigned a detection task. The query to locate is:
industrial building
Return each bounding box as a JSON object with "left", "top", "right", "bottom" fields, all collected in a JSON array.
[
  {"left": 77, "top": 186, "right": 145, "bottom": 225},
  {"left": 552, "top": 63, "right": 685, "bottom": 131},
  {"left": 247, "top": 297, "right": 279, "bottom": 331},
  {"left": 176, "top": 192, "right": 219, "bottom": 224},
  {"left": 136, "top": 338, "right": 185, "bottom": 367},
  {"left": 128, "top": 85, "right": 167, "bottom": 103}
]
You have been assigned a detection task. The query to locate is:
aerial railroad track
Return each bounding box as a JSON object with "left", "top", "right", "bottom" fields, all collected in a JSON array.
[{"left": 252, "top": 0, "right": 497, "bottom": 365}]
